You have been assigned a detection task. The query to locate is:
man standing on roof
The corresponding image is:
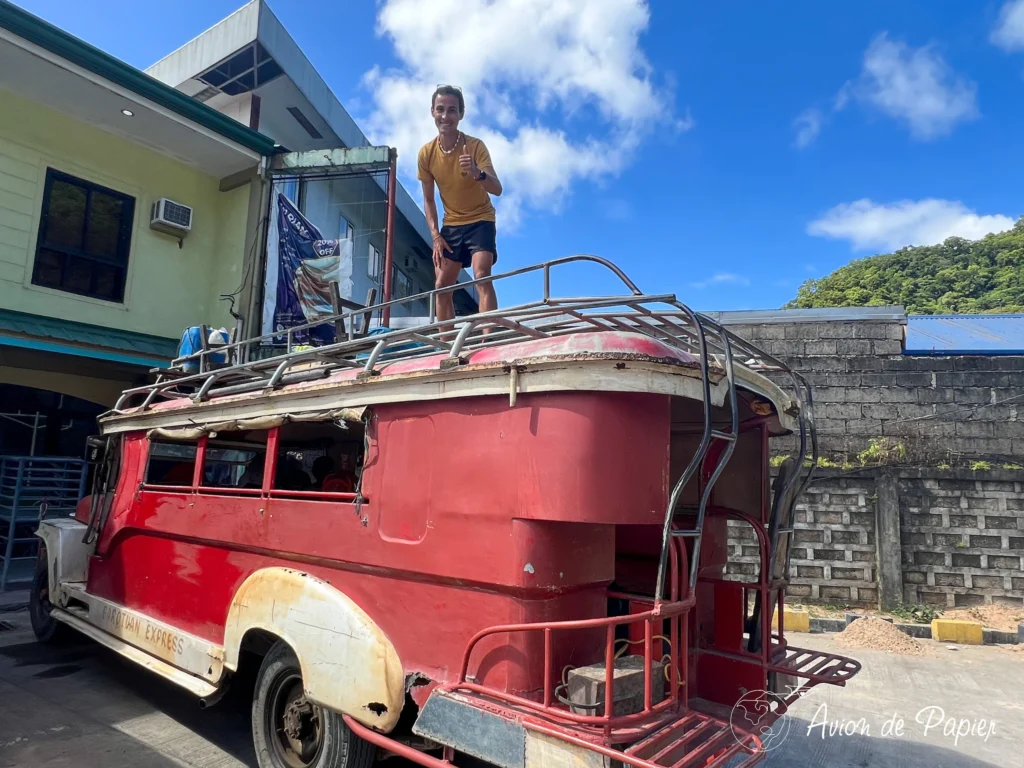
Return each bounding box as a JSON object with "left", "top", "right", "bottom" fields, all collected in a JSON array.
[{"left": 418, "top": 85, "right": 503, "bottom": 322}]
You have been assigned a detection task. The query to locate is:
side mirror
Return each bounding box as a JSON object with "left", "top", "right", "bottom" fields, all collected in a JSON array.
[{"left": 85, "top": 435, "right": 106, "bottom": 465}]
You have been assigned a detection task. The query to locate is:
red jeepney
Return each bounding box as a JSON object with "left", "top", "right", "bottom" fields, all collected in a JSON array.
[{"left": 32, "top": 257, "right": 859, "bottom": 768}]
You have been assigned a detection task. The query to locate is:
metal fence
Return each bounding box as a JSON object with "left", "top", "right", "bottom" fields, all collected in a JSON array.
[{"left": 0, "top": 457, "right": 87, "bottom": 591}]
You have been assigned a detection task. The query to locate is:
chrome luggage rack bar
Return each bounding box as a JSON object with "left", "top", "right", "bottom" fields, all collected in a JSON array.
[
  {"left": 110, "top": 255, "right": 805, "bottom": 415},
  {"left": 106, "top": 254, "right": 817, "bottom": 622}
]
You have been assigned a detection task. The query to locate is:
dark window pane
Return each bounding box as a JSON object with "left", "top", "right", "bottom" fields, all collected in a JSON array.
[
  {"left": 85, "top": 192, "right": 125, "bottom": 260},
  {"left": 91, "top": 264, "right": 124, "bottom": 301},
  {"left": 256, "top": 59, "right": 283, "bottom": 86},
  {"left": 235, "top": 70, "right": 255, "bottom": 91},
  {"left": 146, "top": 442, "right": 197, "bottom": 486},
  {"left": 33, "top": 170, "right": 133, "bottom": 303},
  {"left": 221, "top": 80, "right": 248, "bottom": 96},
  {"left": 199, "top": 70, "right": 227, "bottom": 87},
  {"left": 203, "top": 444, "right": 266, "bottom": 488},
  {"left": 64, "top": 257, "right": 94, "bottom": 295},
  {"left": 43, "top": 181, "right": 86, "bottom": 250},
  {"left": 32, "top": 249, "right": 64, "bottom": 288}
]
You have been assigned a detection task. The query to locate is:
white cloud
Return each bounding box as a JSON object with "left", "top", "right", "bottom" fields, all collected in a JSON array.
[
  {"left": 853, "top": 33, "right": 978, "bottom": 140},
  {"left": 807, "top": 199, "right": 1014, "bottom": 251},
  {"left": 361, "top": 0, "right": 677, "bottom": 228},
  {"left": 690, "top": 273, "right": 751, "bottom": 290},
  {"left": 992, "top": 0, "right": 1024, "bottom": 51},
  {"left": 793, "top": 108, "right": 824, "bottom": 148}
]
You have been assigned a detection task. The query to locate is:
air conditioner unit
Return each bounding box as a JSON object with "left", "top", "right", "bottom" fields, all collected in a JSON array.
[{"left": 150, "top": 198, "right": 193, "bottom": 238}]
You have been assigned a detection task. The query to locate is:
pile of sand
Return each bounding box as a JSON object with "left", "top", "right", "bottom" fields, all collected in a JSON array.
[
  {"left": 941, "top": 605, "right": 1024, "bottom": 633},
  {"left": 834, "top": 617, "right": 925, "bottom": 655}
]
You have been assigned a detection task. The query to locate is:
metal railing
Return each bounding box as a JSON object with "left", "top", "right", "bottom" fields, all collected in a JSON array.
[
  {"left": 106, "top": 253, "right": 817, "bottom": 617},
  {"left": 1, "top": 457, "right": 87, "bottom": 590},
  {"left": 111, "top": 256, "right": 805, "bottom": 411}
]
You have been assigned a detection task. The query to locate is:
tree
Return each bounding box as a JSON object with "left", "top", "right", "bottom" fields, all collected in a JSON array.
[{"left": 787, "top": 218, "right": 1024, "bottom": 314}]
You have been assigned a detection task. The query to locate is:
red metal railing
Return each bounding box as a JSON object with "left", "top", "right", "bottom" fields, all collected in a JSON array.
[{"left": 445, "top": 539, "right": 692, "bottom": 740}]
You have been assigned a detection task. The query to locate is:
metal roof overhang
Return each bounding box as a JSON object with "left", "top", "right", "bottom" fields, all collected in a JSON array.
[
  {"left": 905, "top": 314, "right": 1024, "bottom": 356},
  {"left": 0, "top": 309, "right": 176, "bottom": 368},
  {"left": 0, "top": 2, "right": 277, "bottom": 178}
]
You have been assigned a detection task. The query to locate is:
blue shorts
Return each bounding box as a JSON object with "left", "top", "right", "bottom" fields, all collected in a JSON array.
[{"left": 440, "top": 220, "right": 497, "bottom": 268}]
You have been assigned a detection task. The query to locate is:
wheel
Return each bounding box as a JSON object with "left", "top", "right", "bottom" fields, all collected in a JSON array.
[
  {"left": 29, "top": 556, "right": 68, "bottom": 644},
  {"left": 252, "top": 641, "right": 376, "bottom": 768}
]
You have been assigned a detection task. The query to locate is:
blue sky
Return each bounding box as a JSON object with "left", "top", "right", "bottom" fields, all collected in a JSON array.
[{"left": 16, "top": 0, "right": 1024, "bottom": 310}]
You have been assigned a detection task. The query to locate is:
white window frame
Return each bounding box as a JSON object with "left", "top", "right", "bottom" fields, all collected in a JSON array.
[{"left": 368, "top": 243, "right": 383, "bottom": 280}]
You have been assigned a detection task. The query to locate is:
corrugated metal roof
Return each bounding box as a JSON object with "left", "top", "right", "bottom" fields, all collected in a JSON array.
[
  {"left": 706, "top": 306, "right": 906, "bottom": 325},
  {"left": 0, "top": 309, "right": 177, "bottom": 367},
  {"left": 905, "top": 315, "right": 1024, "bottom": 355}
]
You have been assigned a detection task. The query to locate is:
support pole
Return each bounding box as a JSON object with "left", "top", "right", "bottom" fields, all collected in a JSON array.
[
  {"left": 381, "top": 149, "right": 397, "bottom": 328},
  {"left": 875, "top": 471, "right": 904, "bottom": 610}
]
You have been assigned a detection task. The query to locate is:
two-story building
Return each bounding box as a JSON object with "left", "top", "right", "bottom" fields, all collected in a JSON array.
[
  {"left": 145, "top": 0, "right": 477, "bottom": 324},
  {"left": 0, "top": 0, "right": 275, "bottom": 455}
]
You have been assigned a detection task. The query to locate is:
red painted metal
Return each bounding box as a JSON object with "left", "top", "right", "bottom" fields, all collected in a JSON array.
[
  {"left": 343, "top": 715, "right": 452, "bottom": 767},
  {"left": 524, "top": 719, "right": 762, "bottom": 768},
  {"left": 80, "top": 373, "right": 861, "bottom": 768},
  {"left": 381, "top": 151, "right": 397, "bottom": 327},
  {"left": 141, "top": 332, "right": 702, "bottom": 416}
]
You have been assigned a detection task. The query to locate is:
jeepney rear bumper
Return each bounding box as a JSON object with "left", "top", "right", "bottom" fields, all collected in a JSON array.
[{"left": 408, "top": 689, "right": 764, "bottom": 768}]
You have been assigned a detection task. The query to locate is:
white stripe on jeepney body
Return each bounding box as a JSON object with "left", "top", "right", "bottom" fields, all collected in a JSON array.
[{"left": 59, "top": 585, "right": 225, "bottom": 682}]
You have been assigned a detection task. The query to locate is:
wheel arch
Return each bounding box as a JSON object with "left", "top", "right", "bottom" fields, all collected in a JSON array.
[{"left": 223, "top": 567, "right": 404, "bottom": 732}]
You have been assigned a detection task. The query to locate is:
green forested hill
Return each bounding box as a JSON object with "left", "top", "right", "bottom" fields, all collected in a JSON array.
[{"left": 786, "top": 219, "right": 1024, "bottom": 314}]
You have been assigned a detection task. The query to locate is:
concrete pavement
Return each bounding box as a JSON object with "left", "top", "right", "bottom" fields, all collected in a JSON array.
[{"left": 0, "top": 604, "right": 1020, "bottom": 768}]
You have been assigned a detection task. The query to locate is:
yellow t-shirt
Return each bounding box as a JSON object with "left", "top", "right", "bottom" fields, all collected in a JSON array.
[{"left": 417, "top": 134, "right": 496, "bottom": 227}]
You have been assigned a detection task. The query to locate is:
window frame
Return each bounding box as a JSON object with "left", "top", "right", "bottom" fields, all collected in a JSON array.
[
  {"left": 31, "top": 168, "right": 136, "bottom": 303},
  {"left": 139, "top": 427, "right": 364, "bottom": 504},
  {"left": 368, "top": 242, "right": 383, "bottom": 281},
  {"left": 392, "top": 265, "right": 413, "bottom": 300}
]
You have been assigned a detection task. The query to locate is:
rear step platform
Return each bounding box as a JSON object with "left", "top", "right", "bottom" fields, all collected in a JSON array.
[
  {"left": 769, "top": 644, "right": 862, "bottom": 692},
  {"left": 412, "top": 689, "right": 764, "bottom": 768}
]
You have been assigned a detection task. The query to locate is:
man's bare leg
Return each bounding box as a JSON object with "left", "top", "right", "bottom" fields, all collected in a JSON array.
[
  {"left": 472, "top": 251, "right": 497, "bottom": 313},
  {"left": 434, "top": 257, "right": 462, "bottom": 326}
]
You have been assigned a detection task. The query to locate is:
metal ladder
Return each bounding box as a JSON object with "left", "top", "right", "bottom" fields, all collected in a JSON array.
[{"left": 653, "top": 312, "right": 740, "bottom": 602}]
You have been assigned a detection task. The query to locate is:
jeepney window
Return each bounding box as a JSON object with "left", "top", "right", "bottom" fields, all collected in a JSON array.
[
  {"left": 202, "top": 433, "right": 268, "bottom": 490},
  {"left": 273, "top": 420, "right": 363, "bottom": 495},
  {"left": 146, "top": 441, "right": 198, "bottom": 487}
]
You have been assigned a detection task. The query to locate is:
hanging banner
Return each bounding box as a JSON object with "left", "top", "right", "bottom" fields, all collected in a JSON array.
[{"left": 261, "top": 191, "right": 353, "bottom": 345}]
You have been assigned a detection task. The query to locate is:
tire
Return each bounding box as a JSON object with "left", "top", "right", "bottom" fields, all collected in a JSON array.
[
  {"left": 29, "top": 556, "right": 69, "bottom": 644},
  {"left": 252, "top": 640, "right": 376, "bottom": 768}
]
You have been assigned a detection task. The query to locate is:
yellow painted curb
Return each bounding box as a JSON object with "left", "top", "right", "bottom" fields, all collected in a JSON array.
[
  {"left": 772, "top": 606, "right": 810, "bottom": 633},
  {"left": 931, "top": 619, "right": 983, "bottom": 644}
]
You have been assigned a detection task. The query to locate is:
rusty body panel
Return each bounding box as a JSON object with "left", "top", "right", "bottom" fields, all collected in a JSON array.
[
  {"left": 222, "top": 567, "right": 405, "bottom": 730},
  {"left": 38, "top": 323, "right": 855, "bottom": 767}
]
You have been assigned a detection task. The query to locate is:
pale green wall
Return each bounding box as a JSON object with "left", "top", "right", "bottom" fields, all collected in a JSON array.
[{"left": 0, "top": 88, "right": 254, "bottom": 341}]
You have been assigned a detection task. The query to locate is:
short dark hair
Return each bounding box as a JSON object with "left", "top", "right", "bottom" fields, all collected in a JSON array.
[{"left": 432, "top": 85, "right": 464, "bottom": 115}]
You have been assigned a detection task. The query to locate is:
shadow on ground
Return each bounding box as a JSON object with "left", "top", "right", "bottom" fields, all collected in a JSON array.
[{"left": 759, "top": 718, "right": 1005, "bottom": 768}]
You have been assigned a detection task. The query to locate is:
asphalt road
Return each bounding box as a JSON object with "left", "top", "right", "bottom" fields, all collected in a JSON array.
[{"left": 0, "top": 598, "right": 1020, "bottom": 768}]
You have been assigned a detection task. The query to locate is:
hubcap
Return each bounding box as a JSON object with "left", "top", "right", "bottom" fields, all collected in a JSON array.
[{"left": 270, "top": 673, "right": 323, "bottom": 768}]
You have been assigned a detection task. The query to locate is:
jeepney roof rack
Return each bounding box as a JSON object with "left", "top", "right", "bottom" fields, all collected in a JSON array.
[
  {"left": 111, "top": 255, "right": 803, "bottom": 415},
  {"left": 107, "top": 254, "right": 817, "bottom": 601}
]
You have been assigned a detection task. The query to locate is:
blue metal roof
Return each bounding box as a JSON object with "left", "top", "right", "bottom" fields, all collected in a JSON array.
[{"left": 905, "top": 314, "right": 1024, "bottom": 355}]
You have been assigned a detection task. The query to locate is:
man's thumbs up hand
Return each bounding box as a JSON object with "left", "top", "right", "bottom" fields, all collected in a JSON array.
[{"left": 459, "top": 140, "right": 477, "bottom": 178}]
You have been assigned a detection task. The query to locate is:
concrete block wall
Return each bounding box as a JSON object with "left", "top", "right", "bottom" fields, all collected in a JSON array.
[
  {"left": 719, "top": 311, "right": 1024, "bottom": 462},
  {"left": 726, "top": 474, "right": 879, "bottom": 607},
  {"left": 725, "top": 467, "right": 1024, "bottom": 609},
  {"left": 898, "top": 471, "right": 1024, "bottom": 608}
]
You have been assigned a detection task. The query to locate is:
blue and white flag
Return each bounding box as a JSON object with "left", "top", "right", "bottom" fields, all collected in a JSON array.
[{"left": 261, "top": 191, "right": 353, "bottom": 345}]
